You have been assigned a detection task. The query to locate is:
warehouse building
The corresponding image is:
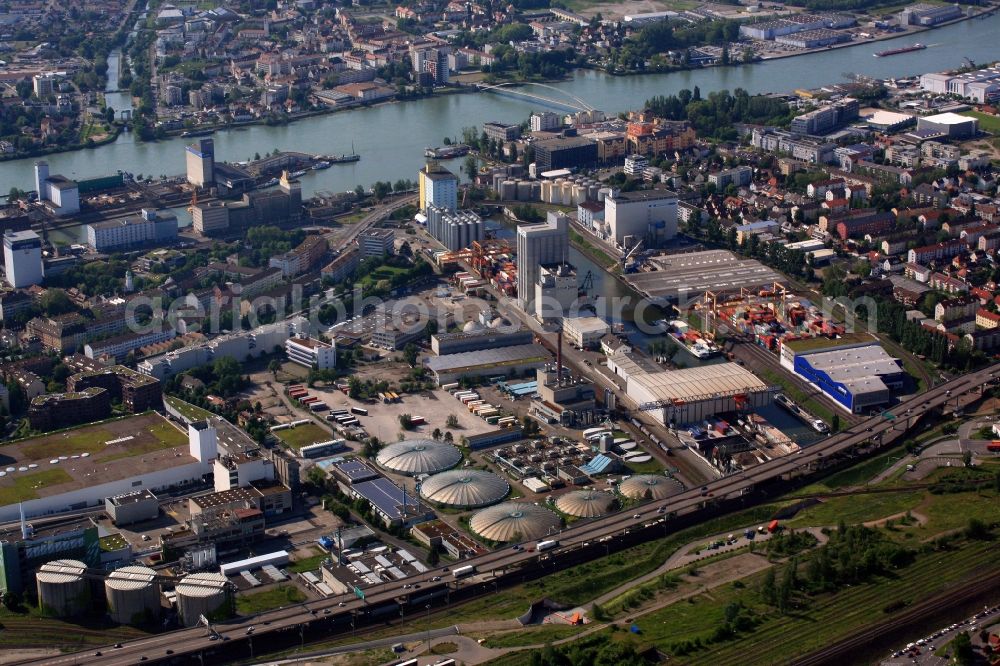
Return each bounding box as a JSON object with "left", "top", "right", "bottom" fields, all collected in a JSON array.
[
  {"left": 916, "top": 113, "right": 978, "bottom": 139},
  {"left": 609, "top": 348, "right": 775, "bottom": 426},
  {"left": 424, "top": 344, "right": 550, "bottom": 385},
  {"left": 779, "top": 334, "right": 903, "bottom": 414}
]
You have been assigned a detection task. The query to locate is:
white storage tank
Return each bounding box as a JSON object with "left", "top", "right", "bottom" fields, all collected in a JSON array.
[
  {"left": 540, "top": 180, "right": 553, "bottom": 203},
  {"left": 561, "top": 181, "right": 574, "bottom": 206},
  {"left": 105, "top": 565, "right": 160, "bottom": 625},
  {"left": 176, "top": 572, "right": 231, "bottom": 627},
  {"left": 36, "top": 559, "right": 89, "bottom": 617},
  {"left": 530, "top": 181, "right": 541, "bottom": 201}
]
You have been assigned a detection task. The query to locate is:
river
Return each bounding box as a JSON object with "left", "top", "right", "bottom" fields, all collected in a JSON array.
[{"left": 4, "top": 13, "right": 1000, "bottom": 192}]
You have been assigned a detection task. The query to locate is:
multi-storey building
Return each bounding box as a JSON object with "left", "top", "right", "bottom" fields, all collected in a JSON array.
[
  {"left": 483, "top": 121, "right": 521, "bottom": 142},
  {"left": 708, "top": 165, "right": 753, "bottom": 190},
  {"left": 604, "top": 189, "right": 678, "bottom": 249},
  {"left": 517, "top": 212, "right": 569, "bottom": 313},
  {"left": 3, "top": 230, "right": 43, "bottom": 288},
  {"left": 269, "top": 235, "right": 328, "bottom": 277},
  {"left": 28, "top": 387, "right": 111, "bottom": 431},
  {"left": 66, "top": 365, "right": 162, "bottom": 413},
  {"left": 86, "top": 209, "right": 178, "bottom": 252},
  {"left": 285, "top": 336, "right": 336, "bottom": 370},
  {"left": 357, "top": 228, "right": 395, "bottom": 257},
  {"left": 418, "top": 161, "right": 458, "bottom": 212}
]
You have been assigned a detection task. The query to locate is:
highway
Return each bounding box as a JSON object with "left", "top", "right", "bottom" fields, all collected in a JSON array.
[{"left": 24, "top": 362, "right": 1000, "bottom": 666}]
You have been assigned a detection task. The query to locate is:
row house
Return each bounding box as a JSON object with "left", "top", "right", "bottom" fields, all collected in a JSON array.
[
  {"left": 934, "top": 295, "right": 977, "bottom": 322},
  {"left": 928, "top": 272, "right": 969, "bottom": 294},
  {"left": 907, "top": 239, "right": 966, "bottom": 265}
]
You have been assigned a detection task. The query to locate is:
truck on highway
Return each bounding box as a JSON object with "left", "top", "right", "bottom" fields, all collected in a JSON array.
[
  {"left": 767, "top": 519, "right": 780, "bottom": 533},
  {"left": 536, "top": 540, "right": 559, "bottom": 552},
  {"left": 452, "top": 565, "right": 475, "bottom": 578}
]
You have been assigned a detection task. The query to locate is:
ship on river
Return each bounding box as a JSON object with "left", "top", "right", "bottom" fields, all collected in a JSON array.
[{"left": 874, "top": 43, "right": 925, "bottom": 57}]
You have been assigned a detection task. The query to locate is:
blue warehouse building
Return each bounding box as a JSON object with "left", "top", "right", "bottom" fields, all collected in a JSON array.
[{"left": 779, "top": 333, "right": 905, "bottom": 414}]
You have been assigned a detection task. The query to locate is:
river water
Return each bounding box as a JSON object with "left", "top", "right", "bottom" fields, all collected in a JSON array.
[{"left": 4, "top": 13, "right": 1000, "bottom": 191}]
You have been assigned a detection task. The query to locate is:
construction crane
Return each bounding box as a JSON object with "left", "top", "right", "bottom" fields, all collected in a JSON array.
[{"left": 580, "top": 270, "right": 594, "bottom": 292}]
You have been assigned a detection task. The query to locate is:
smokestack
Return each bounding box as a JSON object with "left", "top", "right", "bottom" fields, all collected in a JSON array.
[{"left": 557, "top": 327, "right": 563, "bottom": 384}]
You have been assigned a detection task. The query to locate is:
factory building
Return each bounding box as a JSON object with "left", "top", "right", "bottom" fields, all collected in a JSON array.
[
  {"left": 916, "top": 113, "right": 978, "bottom": 139},
  {"left": 516, "top": 212, "right": 569, "bottom": 314},
  {"left": 609, "top": 348, "right": 775, "bottom": 426},
  {"left": 534, "top": 263, "right": 578, "bottom": 322},
  {"left": 105, "top": 489, "right": 159, "bottom": 526},
  {"left": 423, "top": 343, "right": 550, "bottom": 385},
  {"left": 779, "top": 334, "right": 904, "bottom": 414},
  {"left": 431, "top": 328, "right": 534, "bottom": 355},
  {"left": 604, "top": 189, "right": 678, "bottom": 250},
  {"left": 562, "top": 316, "right": 611, "bottom": 349}
]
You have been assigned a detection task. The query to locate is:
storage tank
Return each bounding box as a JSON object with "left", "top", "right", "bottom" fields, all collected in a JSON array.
[
  {"left": 517, "top": 181, "right": 532, "bottom": 201},
  {"left": 588, "top": 184, "right": 600, "bottom": 200},
  {"left": 176, "top": 572, "right": 231, "bottom": 627},
  {"left": 530, "top": 181, "right": 541, "bottom": 201},
  {"left": 105, "top": 565, "right": 160, "bottom": 625},
  {"left": 560, "top": 181, "right": 574, "bottom": 206},
  {"left": 500, "top": 180, "right": 516, "bottom": 201},
  {"left": 36, "top": 559, "right": 89, "bottom": 617},
  {"left": 540, "top": 180, "right": 553, "bottom": 203},
  {"left": 572, "top": 184, "right": 587, "bottom": 205}
]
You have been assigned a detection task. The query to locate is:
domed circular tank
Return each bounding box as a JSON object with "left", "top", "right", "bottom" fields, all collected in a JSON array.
[
  {"left": 469, "top": 501, "right": 562, "bottom": 542},
  {"left": 176, "top": 572, "right": 231, "bottom": 627},
  {"left": 419, "top": 469, "right": 509, "bottom": 508},
  {"left": 36, "top": 559, "right": 89, "bottom": 617},
  {"left": 555, "top": 489, "right": 616, "bottom": 518},
  {"left": 105, "top": 565, "right": 160, "bottom": 625},
  {"left": 618, "top": 474, "right": 683, "bottom": 501},
  {"left": 376, "top": 439, "right": 462, "bottom": 476}
]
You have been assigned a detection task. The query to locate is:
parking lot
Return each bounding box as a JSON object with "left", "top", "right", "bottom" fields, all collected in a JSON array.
[{"left": 882, "top": 605, "right": 1000, "bottom": 665}]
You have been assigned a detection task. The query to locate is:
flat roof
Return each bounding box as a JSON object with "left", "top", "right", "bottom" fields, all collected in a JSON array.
[
  {"left": 564, "top": 316, "right": 611, "bottom": 335},
  {"left": 799, "top": 344, "right": 901, "bottom": 381},
  {"left": 624, "top": 250, "right": 785, "bottom": 299},
  {"left": 352, "top": 477, "right": 426, "bottom": 520},
  {"left": 629, "top": 362, "right": 772, "bottom": 402},
  {"left": 922, "top": 112, "right": 976, "bottom": 125},
  {"left": 782, "top": 331, "right": 876, "bottom": 354},
  {"left": 334, "top": 459, "right": 380, "bottom": 483},
  {"left": 610, "top": 189, "right": 677, "bottom": 202},
  {"left": 0, "top": 413, "right": 191, "bottom": 505},
  {"left": 425, "top": 344, "right": 550, "bottom": 373}
]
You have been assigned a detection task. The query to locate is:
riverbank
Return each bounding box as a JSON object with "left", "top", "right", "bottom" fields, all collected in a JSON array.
[
  {"left": 757, "top": 4, "right": 996, "bottom": 63},
  {"left": 0, "top": 125, "right": 121, "bottom": 165}
]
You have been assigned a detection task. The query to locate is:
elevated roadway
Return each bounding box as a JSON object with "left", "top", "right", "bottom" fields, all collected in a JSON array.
[{"left": 25, "top": 364, "right": 999, "bottom": 666}]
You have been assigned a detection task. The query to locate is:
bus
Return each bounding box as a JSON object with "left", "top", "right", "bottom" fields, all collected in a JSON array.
[{"left": 350, "top": 407, "right": 369, "bottom": 416}]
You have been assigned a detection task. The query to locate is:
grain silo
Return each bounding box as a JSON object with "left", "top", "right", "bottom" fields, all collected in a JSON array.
[
  {"left": 517, "top": 181, "right": 532, "bottom": 201},
  {"left": 175, "top": 572, "right": 231, "bottom": 627},
  {"left": 36, "top": 559, "right": 90, "bottom": 617},
  {"left": 105, "top": 565, "right": 160, "bottom": 625}
]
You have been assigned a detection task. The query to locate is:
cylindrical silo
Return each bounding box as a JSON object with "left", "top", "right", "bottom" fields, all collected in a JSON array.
[
  {"left": 561, "top": 181, "right": 573, "bottom": 206},
  {"left": 517, "top": 181, "right": 531, "bottom": 201},
  {"left": 36, "top": 559, "right": 89, "bottom": 617},
  {"left": 105, "top": 565, "right": 160, "bottom": 625},
  {"left": 176, "top": 572, "right": 231, "bottom": 627},
  {"left": 530, "top": 181, "right": 541, "bottom": 201},
  {"left": 588, "top": 184, "right": 600, "bottom": 200},
  {"left": 598, "top": 187, "right": 612, "bottom": 202},
  {"left": 501, "top": 180, "right": 516, "bottom": 201},
  {"left": 540, "top": 180, "right": 552, "bottom": 203}
]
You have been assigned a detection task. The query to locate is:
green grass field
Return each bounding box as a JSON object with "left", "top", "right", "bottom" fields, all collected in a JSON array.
[
  {"left": 235, "top": 586, "right": 307, "bottom": 615},
  {"left": 20, "top": 429, "right": 113, "bottom": 459},
  {"left": 484, "top": 624, "right": 584, "bottom": 648},
  {"left": 0, "top": 468, "right": 73, "bottom": 504},
  {"left": 274, "top": 423, "right": 330, "bottom": 451},
  {"left": 569, "top": 229, "right": 618, "bottom": 269},
  {"left": 964, "top": 110, "right": 1000, "bottom": 134}
]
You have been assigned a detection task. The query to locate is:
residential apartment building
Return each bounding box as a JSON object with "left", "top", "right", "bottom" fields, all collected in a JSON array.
[
  {"left": 483, "top": 121, "right": 521, "bottom": 142},
  {"left": 3, "top": 230, "right": 43, "bottom": 288},
  {"left": 66, "top": 365, "right": 162, "bottom": 413},
  {"left": 28, "top": 387, "right": 111, "bottom": 431},
  {"left": 789, "top": 98, "right": 859, "bottom": 136},
  {"left": 321, "top": 247, "right": 361, "bottom": 283},
  {"left": 269, "top": 235, "right": 328, "bottom": 277},
  {"left": 83, "top": 325, "right": 176, "bottom": 362},
  {"left": 907, "top": 240, "right": 967, "bottom": 265},
  {"left": 708, "top": 165, "right": 752, "bottom": 190}
]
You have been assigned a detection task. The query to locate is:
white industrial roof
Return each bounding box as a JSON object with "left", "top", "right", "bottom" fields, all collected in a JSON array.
[
  {"left": 922, "top": 112, "right": 975, "bottom": 125},
  {"left": 629, "top": 363, "right": 771, "bottom": 402}
]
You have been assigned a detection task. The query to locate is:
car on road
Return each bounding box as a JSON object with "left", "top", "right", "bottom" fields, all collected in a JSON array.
[
  {"left": 246, "top": 626, "right": 255, "bottom": 635},
  {"left": 633, "top": 513, "right": 642, "bottom": 519},
  {"left": 338, "top": 601, "right": 346, "bottom": 607},
  {"left": 431, "top": 576, "right": 441, "bottom": 582}
]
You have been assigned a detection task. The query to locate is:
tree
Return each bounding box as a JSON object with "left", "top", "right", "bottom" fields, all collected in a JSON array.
[
  {"left": 831, "top": 414, "right": 840, "bottom": 434},
  {"left": 463, "top": 155, "right": 478, "bottom": 182},
  {"left": 951, "top": 631, "right": 974, "bottom": 665},
  {"left": 7, "top": 187, "right": 26, "bottom": 202},
  {"left": 403, "top": 343, "right": 419, "bottom": 366},
  {"left": 446, "top": 414, "right": 459, "bottom": 428},
  {"left": 268, "top": 359, "right": 281, "bottom": 378},
  {"left": 963, "top": 450, "right": 973, "bottom": 467},
  {"left": 443, "top": 431, "right": 453, "bottom": 443},
  {"left": 760, "top": 567, "right": 776, "bottom": 605},
  {"left": 427, "top": 548, "right": 440, "bottom": 566}
]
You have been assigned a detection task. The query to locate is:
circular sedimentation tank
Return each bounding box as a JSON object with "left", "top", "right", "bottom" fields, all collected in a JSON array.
[
  {"left": 617, "top": 474, "right": 683, "bottom": 501},
  {"left": 36, "top": 559, "right": 89, "bottom": 617},
  {"left": 376, "top": 439, "right": 463, "bottom": 476},
  {"left": 555, "top": 489, "right": 616, "bottom": 518},
  {"left": 469, "top": 501, "right": 562, "bottom": 542},
  {"left": 176, "top": 572, "right": 230, "bottom": 627},
  {"left": 419, "top": 469, "right": 509, "bottom": 508},
  {"left": 105, "top": 565, "right": 160, "bottom": 625}
]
